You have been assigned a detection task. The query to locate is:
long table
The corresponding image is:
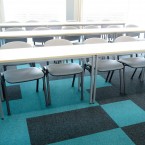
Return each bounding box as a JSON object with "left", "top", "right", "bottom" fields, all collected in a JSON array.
[
  {"left": 0, "top": 41, "right": 145, "bottom": 103},
  {"left": 0, "top": 27, "right": 144, "bottom": 39},
  {"left": 0, "top": 21, "right": 125, "bottom": 28}
]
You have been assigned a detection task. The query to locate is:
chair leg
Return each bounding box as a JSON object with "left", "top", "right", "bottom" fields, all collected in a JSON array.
[
  {"left": 30, "top": 63, "right": 35, "bottom": 67},
  {"left": 109, "top": 70, "right": 114, "bottom": 82},
  {"left": 119, "top": 69, "right": 122, "bottom": 94},
  {"left": 46, "top": 73, "right": 51, "bottom": 105},
  {"left": 36, "top": 79, "right": 39, "bottom": 92},
  {"left": 131, "top": 68, "right": 137, "bottom": 79},
  {"left": 106, "top": 71, "right": 111, "bottom": 82},
  {"left": 1, "top": 75, "right": 11, "bottom": 115},
  {"left": 123, "top": 67, "right": 126, "bottom": 95},
  {"left": 3, "top": 65, "right": 7, "bottom": 71},
  {"left": 72, "top": 74, "right": 76, "bottom": 87},
  {"left": 81, "top": 72, "right": 84, "bottom": 101},
  {"left": 139, "top": 69, "right": 143, "bottom": 80},
  {"left": 42, "top": 76, "right": 49, "bottom": 106}
]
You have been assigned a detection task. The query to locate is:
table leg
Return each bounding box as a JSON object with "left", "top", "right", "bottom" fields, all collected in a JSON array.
[
  {"left": 93, "top": 55, "right": 98, "bottom": 103},
  {"left": 90, "top": 56, "right": 95, "bottom": 103},
  {"left": 0, "top": 86, "right": 4, "bottom": 119}
]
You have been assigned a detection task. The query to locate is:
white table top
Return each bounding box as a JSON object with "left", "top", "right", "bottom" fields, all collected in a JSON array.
[
  {"left": 0, "top": 21, "right": 125, "bottom": 28},
  {"left": 0, "top": 41, "right": 145, "bottom": 65},
  {"left": 0, "top": 27, "right": 144, "bottom": 39}
]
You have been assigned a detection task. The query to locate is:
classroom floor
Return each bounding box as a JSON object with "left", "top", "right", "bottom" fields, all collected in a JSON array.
[{"left": 1, "top": 63, "right": 145, "bottom": 145}]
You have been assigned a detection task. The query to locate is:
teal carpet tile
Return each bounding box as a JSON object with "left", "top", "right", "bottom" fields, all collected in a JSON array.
[{"left": 102, "top": 100, "right": 145, "bottom": 127}]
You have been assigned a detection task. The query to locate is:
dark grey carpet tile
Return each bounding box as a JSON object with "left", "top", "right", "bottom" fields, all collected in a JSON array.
[
  {"left": 128, "top": 93, "right": 145, "bottom": 111},
  {"left": 7, "top": 85, "right": 22, "bottom": 100},
  {"left": 102, "top": 67, "right": 145, "bottom": 95},
  {"left": 94, "top": 86, "right": 129, "bottom": 105},
  {"left": 122, "top": 122, "right": 145, "bottom": 145},
  {"left": 27, "top": 106, "right": 118, "bottom": 145}
]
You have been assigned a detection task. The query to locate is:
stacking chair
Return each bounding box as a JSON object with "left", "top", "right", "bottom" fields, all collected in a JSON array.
[
  {"left": 0, "top": 42, "right": 47, "bottom": 115},
  {"left": 1, "top": 41, "right": 35, "bottom": 71},
  {"left": 106, "top": 25, "right": 123, "bottom": 42},
  {"left": 32, "top": 27, "right": 54, "bottom": 46},
  {"left": 115, "top": 36, "right": 145, "bottom": 80},
  {"left": 1, "top": 68, "right": 47, "bottom": 115},
  {"left": 5, "top": 21, "right": 21, "bottom": 30},
  {"left": 83, "top": 38, "right": 125, "bottom": 94},
  {"left": 43, "top": 39, "right": 84, "bottom": 105},
  {"left": 25, "top": 20, "right": 39, "bottom": 31},
  {"left": 4, "top": 28, "right": 27, "bottom": 43},
  {"left": 48, "top": 20, "right": 62, "bottom": 30},
  {"left": 125, "top": 24, "right": 140, "bottom": 38},
  {"left": 83, "top": 25, "right": 101, "bottom": 40},
  {"left": 61, "top": 26, "right": 81, "bottom": 44}
]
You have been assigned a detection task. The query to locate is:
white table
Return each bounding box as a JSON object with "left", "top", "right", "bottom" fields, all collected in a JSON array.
[
  {"left": 0, "top": 27, "right": 144, "bottom": 39},
  {"left": 0, "top": 41, "right": 145, "bottom": 104},
  {"left": 0, "top": 21, "right": 125, "bottom": 28}
]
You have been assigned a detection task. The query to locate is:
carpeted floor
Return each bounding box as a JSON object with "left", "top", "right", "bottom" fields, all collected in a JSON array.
[{"left": 1, "top": 64, "right": 145, "bottom": 145}]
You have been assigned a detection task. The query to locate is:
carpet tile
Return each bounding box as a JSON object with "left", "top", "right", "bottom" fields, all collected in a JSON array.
[
  {"left": 49, "top": 128, "right": 135, "bottom": 145},
  {"left": 122, "top": 122, "right": 145, "bottom": 145},
  {"left": 1, "top": 65, "right": 145, "bottom": 145},
  {"left": 102, "top": 100, "right": 145, "bottom": 127},
  {"left": 27, "top": 106, "right": 118, "bottom": 145}
]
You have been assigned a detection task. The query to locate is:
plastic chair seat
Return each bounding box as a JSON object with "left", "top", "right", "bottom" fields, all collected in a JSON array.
[
  {"left": 98, "top": 60, "right": 124, "bottom": 71},
  {"left": 3, "top": 67, "right": 44, "bottom": 83},
  {"left": 119, "top": 57, "right": 145, "bottom": 68},
  {"left": 87, "top": 60, "right": 124, "bottom": 71},
  {"left": 45, "top": 63, "right": 83, "bottom": 76}
]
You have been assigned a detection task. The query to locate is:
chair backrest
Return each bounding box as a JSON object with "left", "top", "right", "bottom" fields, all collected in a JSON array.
[
  {"left": 32, "top": 27, "right": 50, "bottom": 31},
  {"left": 83, "top": 25, "right": 101, "bottom": 39},
  {"left": 32, "top": 27, "right": 53, "bottom": 45},
  {"left": 61, "top": 26, "right": 80, "bottom": 42},
  {"left": 1, "top": 41, "right": 31, "bottom": 49},
  {"left": 4, "top": 28, "right": 27, "bottom": 43},
  {"left": 83, "top": 38, "right": 108, "bottom": 44},
  {"left": 84, "top": 25, "right": 100, "bottom": 29},
  {"left": 106, "top": 25, "right": 123, "bottom": 42},
  {"left": 4, "top": 21, "right": 22, "bottom": 30},
  {"left": 48, "top": 20, "right": 61, "bottom": 30},
  {"left": 5, "top": 27, "right": 23, "bottom": 32},
  {"left": 114, "top": 36, "right": 136, "bottom": 42},
  {"left": 83, "top": 38, "right": 108, "bottom": 60},
  {"left": 25, "top": 20, "right": 39, "bottom": 31},
  {"left": 44, "top": 39, "right": 73, "bottom": 46},
  {"left": 125, "top": 24, "right": 140, "bottom": 37},
  {"left": 61, "top": 26, "right": 78, "bottom": 30},
  {"left": 5, "top": 21, "right": 19, "bottom": 23}
]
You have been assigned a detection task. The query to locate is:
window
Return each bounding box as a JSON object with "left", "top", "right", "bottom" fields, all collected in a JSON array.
[
  {"left": 82, "top": 0, "right": 128, "bottom": 21},
  {"left": 3, "top": 0, "right": 66, "bottom": 22}
]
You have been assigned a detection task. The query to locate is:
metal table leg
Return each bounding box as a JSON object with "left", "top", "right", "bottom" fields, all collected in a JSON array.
[
  {"left": 90, "top": 56, "right": 95, "bottom": 103},
  {"left": 0, "top": 87, "right": 4, "bottom": 119},
  {"left": 93, "top": 55, "right": 98, "bottom": 103}
]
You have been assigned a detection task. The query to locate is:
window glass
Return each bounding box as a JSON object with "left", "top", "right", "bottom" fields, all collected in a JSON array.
[
  {"left": 82, "top": 0, "right": 128, "bottom": 21},
  {"left": 3, "top": 0, "right": 66, "bottom": 22}
]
